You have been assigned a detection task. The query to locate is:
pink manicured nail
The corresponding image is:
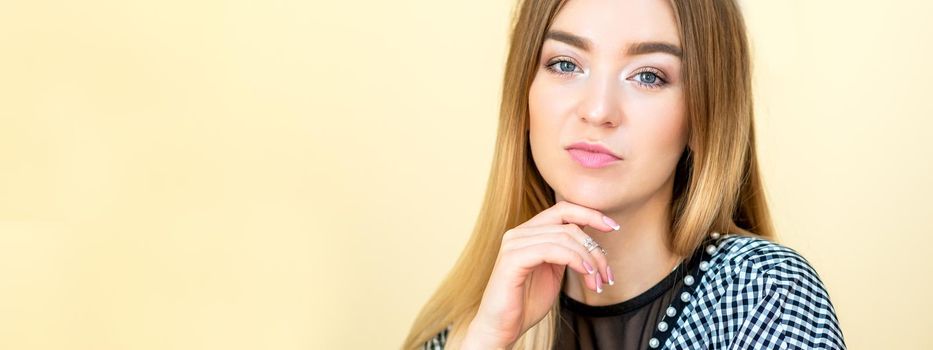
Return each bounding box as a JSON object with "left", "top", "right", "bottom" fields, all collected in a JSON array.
[
  {"left": 602, "top": 216, "right": 620, "bottom": 231},
  {"left": 595, "top": 272, "right": 603, "bottom": 293},
  {"left": 583, "top": 260, "right": 596, "bottom": 274},
  {"left": 607, "top": 266, "right": 615, "bottom": 286}
]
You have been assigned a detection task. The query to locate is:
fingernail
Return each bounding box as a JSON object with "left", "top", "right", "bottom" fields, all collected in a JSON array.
[
  {"left": 602, "top": 216, "right": 620, "bottom": 231},
  {"left": 607, "top": 266, "right": 615, "bottom": 286},
  {"left": 583, "top": 260, "right": 596, "bottom": 275},
  {"left": 595, "top": 272, "right": 603, "bottom": 293}
]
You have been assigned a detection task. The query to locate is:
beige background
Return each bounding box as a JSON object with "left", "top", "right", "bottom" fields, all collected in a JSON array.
[{"left": 1, "top": 0, "right": 930, "bottom": 349}]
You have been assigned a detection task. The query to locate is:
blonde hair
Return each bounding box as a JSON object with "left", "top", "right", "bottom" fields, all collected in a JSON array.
[{"left": 402, "top": 0, "right": 773, "bottom": 348}]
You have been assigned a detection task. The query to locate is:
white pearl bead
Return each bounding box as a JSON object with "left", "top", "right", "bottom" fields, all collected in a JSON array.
[
  {"left": 684, "top": 275, "right": 694, "bottom": 286},
  {"left": 706, "top": 244, "right": 716, "bottom": 254},
  {"left": 666, "top": 306, "right": 677, "bottom": 317},
  {"left": 649, "top": 337, "right": 660, "bottom": 348},
  {"left": 658, "top": 321, "right": 668, "bottom": 332},
  {"left": 711, "top": 232, "right": 720, "bottom": 239},
  {"left": 680, "top": 291, "right": 691, "bottom": 302},
  {"left": 699, "top": 261, "right": 710, "bottom": 271}
]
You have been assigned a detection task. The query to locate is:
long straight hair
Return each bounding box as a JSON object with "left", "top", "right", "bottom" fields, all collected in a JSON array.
[{"left": 402, "top": 0, "right": 773, "bottom": 348}]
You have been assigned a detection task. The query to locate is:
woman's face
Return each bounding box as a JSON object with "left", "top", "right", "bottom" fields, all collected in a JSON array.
[{"left": 528, "top": 0, "right": 688, "bottom": 212}]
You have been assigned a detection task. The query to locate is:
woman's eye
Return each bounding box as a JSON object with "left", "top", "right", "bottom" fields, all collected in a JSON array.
[
  {"left": 556, "top": 61, "right": 577, "bottom": 72},
  {"left": 637, "top": 72, "right": 658, "bottom": 84},
  {"left": 631, "top": 70, "right": 667, "bottom": 88},
  {"left": 545, "top": 59, "right": 581, "bottom": 75}
]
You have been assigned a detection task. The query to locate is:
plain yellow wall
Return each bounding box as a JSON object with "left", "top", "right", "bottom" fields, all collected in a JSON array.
[{"left": 1, "top": 0, "right": 930, "bottom": 349}]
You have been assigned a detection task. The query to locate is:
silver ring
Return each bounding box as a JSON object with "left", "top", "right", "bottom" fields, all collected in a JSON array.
[{"left": 582, "top": 237, "right": 600, "bottom": 253}]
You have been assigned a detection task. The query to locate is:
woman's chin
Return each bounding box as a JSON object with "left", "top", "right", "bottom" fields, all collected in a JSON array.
[{"left": 556, "top": 189, "right": 625, "bottom": 211}]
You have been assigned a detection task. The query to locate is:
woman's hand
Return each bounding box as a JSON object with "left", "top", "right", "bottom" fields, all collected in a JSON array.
[{"left": 462, "top": 200, "right": 620, "bottom": 349}]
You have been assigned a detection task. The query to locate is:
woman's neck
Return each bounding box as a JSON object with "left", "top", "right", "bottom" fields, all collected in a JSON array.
[{"left": 557, "top": 185, "right": 684, "bottom": 306}]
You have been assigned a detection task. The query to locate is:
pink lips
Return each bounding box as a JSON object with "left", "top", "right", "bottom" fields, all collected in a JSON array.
[{"left": 566, "top": 142, "right": 622, "bottom": 169}]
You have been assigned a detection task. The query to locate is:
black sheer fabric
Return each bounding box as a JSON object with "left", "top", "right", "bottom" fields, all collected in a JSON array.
[{"left": 554, "top": 246, "right": 704, "bottom": 350}]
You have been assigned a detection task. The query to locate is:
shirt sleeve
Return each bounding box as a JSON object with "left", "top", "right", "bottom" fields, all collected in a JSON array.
[
  {"left": 728, "top": 253, "right": 846, "bottom": 350},
  {"left": 421, "top": 325, "right": 451, "bottom": 350}
]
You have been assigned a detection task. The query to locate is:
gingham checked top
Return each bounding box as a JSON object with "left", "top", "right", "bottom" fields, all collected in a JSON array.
[{"left": 421, "top": 233, "right": 846, "bottom": 349}]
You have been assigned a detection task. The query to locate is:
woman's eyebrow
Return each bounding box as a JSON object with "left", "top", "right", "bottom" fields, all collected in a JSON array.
[
  {"left": 544, "top": 30, "right": 683, "bottom": 58},
  {"left": 626, "top": 41, "right": 682, "bottom": 58}
]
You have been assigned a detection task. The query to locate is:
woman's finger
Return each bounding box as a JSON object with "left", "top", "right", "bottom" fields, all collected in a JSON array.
[
  {"left": 503, "top": 224, "right": 612, "bottom": 285},
  {"left": 501, "top": 241, "right": 596, "bottom": 289},
  {"left": 517, "top": 200, "right": 620, "bottom": 233},
  {"left": 503, "top": 232, "right": 603, "bottom": 292}
]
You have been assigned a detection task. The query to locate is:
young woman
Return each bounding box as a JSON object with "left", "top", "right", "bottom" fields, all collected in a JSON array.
[{"left": 403, "top": 0, "right": 845, "bottom": 349}]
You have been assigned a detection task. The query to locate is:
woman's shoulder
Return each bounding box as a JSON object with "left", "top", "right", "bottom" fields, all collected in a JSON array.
[
  {"left": 705, "top": 233, "right": 833, "bottom": 304},
  {"left": 707, "top": 232, "right": 830, "bottom": 286},
  {"left": 713, "top": 233, "right": 811, "bottom": 269},
  {"left": 678, "top": 233, "right": 847, "bottom": 348}
]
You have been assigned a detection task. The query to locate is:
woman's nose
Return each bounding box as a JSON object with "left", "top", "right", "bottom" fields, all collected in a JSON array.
[{"left": 576, "top": 73, "right": 622, "bottom": 128}]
